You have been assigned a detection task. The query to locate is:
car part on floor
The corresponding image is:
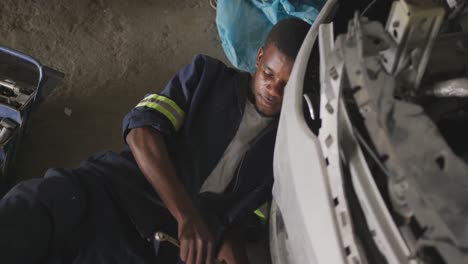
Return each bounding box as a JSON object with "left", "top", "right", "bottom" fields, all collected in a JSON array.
[{"left": 0, "top": 46, "right": 64, "bottom": 193}]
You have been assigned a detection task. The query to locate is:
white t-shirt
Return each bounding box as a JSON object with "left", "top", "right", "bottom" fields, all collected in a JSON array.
[{"left": 199, "top": 99, "right": 272, "bottom": 194}]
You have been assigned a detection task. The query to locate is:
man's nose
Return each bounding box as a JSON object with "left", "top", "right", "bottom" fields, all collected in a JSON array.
[{"left": 266, "top": 82, "right": 283, "bottom": 98}]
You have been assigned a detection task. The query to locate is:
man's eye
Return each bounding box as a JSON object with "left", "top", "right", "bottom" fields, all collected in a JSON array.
[{"left": 263, "top": 70, "right": 273, "bottom": 78}]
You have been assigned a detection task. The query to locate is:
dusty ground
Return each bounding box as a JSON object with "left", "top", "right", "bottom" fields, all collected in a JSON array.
[{"left": 0, "top": 0, "right": 228, "bottom": 180}]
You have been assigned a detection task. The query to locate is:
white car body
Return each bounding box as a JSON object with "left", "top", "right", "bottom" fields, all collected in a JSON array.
[
  {"left": 269, "top": 1, "right": 468, "bottom": 263},
  {"left": 269, "top": 1, "right": 344, "bottom": 263}
]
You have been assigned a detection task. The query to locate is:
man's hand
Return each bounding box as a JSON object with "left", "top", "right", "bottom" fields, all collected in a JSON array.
[
  {"left": 216, "top": 227, "right": 250, "bottom": 264},
  {"left": 178, "top": 210, "right": 215, "bottom": 264},
  {"left": 127, "top": 127, "right": 215, "bottom": 263}
]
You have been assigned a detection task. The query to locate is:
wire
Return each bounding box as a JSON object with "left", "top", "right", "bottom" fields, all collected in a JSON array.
[
  {"left": 362, "top": 0, "right": 377, "bottom": 17},
  {"left": 303, "top": 94, "right": 316, "bottom": 120},
  {"left": 209, "top": 0, "right": 217, "bottom": 10},
  {"left": 353, "top": 127, "right": 393, "bottom": 180}
]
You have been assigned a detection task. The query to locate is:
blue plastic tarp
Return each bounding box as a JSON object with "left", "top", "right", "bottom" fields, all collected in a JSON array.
[{"left": 216, "top": 0, "right": 324, "bottom": 73}]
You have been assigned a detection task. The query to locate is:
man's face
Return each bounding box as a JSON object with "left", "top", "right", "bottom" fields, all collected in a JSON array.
[{"left": 251, "top": 44, "right": 294, "bottom": 117}]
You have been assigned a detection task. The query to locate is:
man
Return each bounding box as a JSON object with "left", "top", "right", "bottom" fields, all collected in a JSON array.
[{"left": 0, "top": 18, "right": 310, "bottom": 264}]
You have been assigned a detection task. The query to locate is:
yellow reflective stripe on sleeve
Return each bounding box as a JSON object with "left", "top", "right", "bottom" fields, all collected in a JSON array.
[
  {"left": 254, "top": 202, "right": 271, "bottom": 223},
  {"left": 143, "top": 94, "right": 185, "bottom": 118},
  {"left": 135, "top": 94, "right": 185, "bottom": 131},
  {"left": 254, "top": 209, "right": 266, "bottom": 220},
  {"left": 135, "top": 101, "right": 180, "bottom": 130}
]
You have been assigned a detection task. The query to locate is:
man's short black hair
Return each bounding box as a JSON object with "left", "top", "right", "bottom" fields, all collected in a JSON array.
[{"left": 264, "top": 18, "right": 311, "bottom": 60}]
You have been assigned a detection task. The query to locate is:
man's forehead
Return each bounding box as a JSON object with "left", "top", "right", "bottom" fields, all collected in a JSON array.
[{"left": 262, "top": 45, "right": 294, "bottom": 77}]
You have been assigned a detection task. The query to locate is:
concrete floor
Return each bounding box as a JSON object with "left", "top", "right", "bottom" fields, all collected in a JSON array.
[
  {"left": 0, "top": 0, "right": 227, "bottom": 180},
  {"left": 1, "top": 1, "right": 271, "bottom": 263}
]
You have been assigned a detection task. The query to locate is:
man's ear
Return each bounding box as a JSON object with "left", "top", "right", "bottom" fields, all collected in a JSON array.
[{"left": 256, "top": 46, "right": 264, "bottom": 69}]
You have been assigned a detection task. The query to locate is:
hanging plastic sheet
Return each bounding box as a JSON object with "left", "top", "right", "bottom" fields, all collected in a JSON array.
[{"left": 216, "top": 0, "right": 324, "bottom": 72}]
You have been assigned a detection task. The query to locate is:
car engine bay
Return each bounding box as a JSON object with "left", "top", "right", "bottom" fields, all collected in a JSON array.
[{"left": 317, "top": 0, "right": 468, "bottom": 263}]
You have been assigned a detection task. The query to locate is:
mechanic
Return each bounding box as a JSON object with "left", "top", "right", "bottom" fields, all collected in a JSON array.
[{"left": 0, "top": 18, "right": 310, "bottom": 264}]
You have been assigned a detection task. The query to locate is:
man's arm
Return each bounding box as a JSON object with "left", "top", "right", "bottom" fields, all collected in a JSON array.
[{"left": 127, "top": 127, "right": 214, "bottom": 264}]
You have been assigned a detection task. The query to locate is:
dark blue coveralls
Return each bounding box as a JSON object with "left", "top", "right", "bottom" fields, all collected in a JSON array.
[{"left": 0, "top": 55, "right": 278, "bottom": 263}]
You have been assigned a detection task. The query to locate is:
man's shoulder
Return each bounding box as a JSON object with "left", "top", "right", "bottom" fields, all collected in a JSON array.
[
  {"left": 191, "top": 54, "right": 248, "bottom": 75},
  {"left": 191, "top": 54, "right": 226, "bottom": 67}
]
